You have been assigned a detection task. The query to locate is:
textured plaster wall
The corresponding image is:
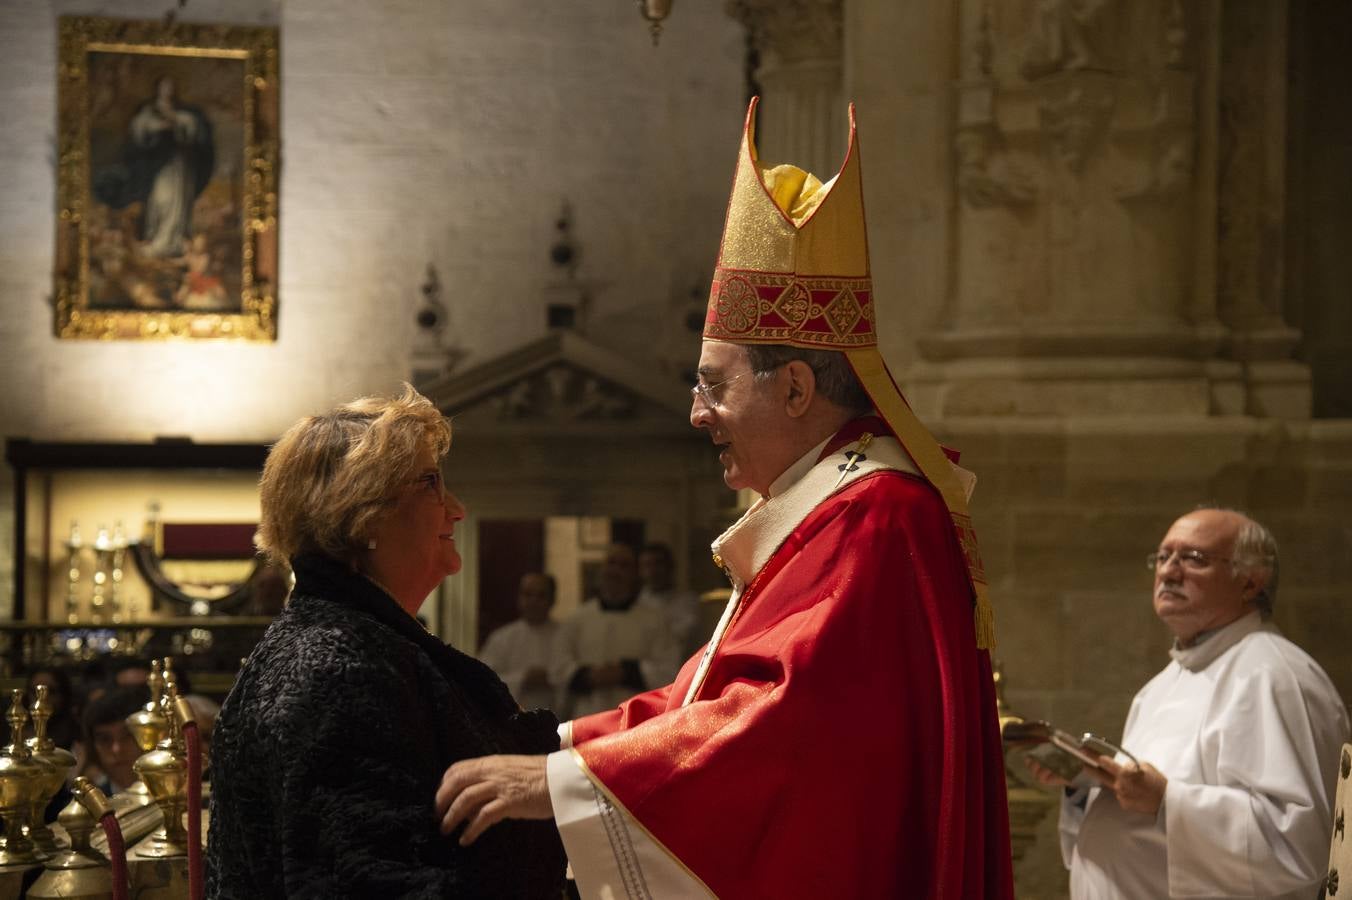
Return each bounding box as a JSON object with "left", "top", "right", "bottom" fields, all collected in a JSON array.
[{"left": 0, "top": 0, "right": 744, "bottom": 611}]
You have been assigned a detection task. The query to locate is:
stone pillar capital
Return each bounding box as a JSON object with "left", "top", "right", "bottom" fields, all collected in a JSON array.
[
  {"left": 725, "top": 0, "right": 842, "bottom": 68},
  {"left": 724, "top": 0, "right": 844, "bottom": 180}
]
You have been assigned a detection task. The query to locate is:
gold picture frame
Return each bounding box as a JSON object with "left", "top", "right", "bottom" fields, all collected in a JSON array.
[{"left": 55, "top": 16, "right": 279, "bottom": 341}]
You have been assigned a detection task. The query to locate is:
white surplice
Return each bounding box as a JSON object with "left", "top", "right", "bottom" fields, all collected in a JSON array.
[
  {"left": 1061, "top": 611, "right": 1349, "bottom": 899},
  {"left": 554, "top": 599, "right": 682, "bottom": 719},
  {"left": 637, "top": 584, "right": 703, "bottom": 656},
  {"left": 477, "top": 618, "right": 566, "bottom": 713}
]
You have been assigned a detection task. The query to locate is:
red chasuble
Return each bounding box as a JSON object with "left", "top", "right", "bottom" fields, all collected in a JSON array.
[{"left": 570, "top": 455, "right": 1014, "bottom": 898}]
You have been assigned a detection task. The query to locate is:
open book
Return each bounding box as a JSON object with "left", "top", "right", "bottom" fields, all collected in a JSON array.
[{"left": 1003, "top": 719, "right": 1138, "bottom": 781}]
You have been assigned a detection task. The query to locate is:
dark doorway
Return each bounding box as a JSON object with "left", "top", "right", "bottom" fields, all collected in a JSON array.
[{"left": 476, "top": 519, "right": 545, "bottom": 648}]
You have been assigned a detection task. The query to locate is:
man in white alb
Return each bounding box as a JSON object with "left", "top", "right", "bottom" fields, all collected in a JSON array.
[
  {"left": 636, "top": 542, "right": 703, "bottom": 656},
  {"left": 554, "top": 543, "right": 681, "bottom": 719},
  {"left": 1029, "top": 507, "right": 1349, "bottom": 899},
  {"left": 478, "top": 572, "right": 567, "bottom": 713}
]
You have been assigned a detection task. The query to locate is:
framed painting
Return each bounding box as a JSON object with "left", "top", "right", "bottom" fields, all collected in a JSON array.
[{"left": 54, "top": 16, "right": 279, "bottom": 341}]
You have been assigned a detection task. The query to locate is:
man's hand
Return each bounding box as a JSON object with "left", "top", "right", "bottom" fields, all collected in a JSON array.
[
  {"left": 1099, "top": 757, "right": 1168, "bottom": 815},
  {"left": 435, "top": 755, "right": 553, "bottom": 846},
  {"left": 1024, "top": 755, "right": 1073, "bottom": 788},
  {"left": 1025, "top": 750, "right": 1166, "bottom": 815}
]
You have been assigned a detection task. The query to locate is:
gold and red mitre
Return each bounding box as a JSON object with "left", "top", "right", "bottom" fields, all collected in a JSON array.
[
  {"left": 705, "top": 98, "right": 874, "bottom": 348},
  {"left": 705, "top": 97, "right": 996, "bottom": 649}
]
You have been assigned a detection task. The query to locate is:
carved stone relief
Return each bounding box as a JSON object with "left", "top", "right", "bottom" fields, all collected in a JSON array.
[
  {"left": 957, "top": 0, "right": 1195, "bottom": 201},
  {"left": 935, "top": 0, "right": 1207, "bottom": 374},
  {"left": 1020, "top": 0, "right": 1126, "bottom": 81},
  {"left": 1164, "top": 0, "right": 1187, "bottom": 68},
  {"left": 491, "top": 365, "right": 637, "bottom": 421},
  {"left": 1038, "top": 81, "right": 1117, "bottom": 173},
  {"left": 1214, "top": 0, "right": 1292, "bottom": 340},
  {"left": 955, "top": 126, "right": 1038, "bottom": 208}
]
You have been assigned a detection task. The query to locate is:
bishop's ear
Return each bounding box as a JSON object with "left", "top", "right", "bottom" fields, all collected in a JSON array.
[{"left": 782, "top": 360, "right": 816, "bottom": 418}]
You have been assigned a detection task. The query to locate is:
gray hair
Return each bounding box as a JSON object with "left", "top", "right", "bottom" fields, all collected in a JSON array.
[
  {"left": 743, "top": 345, "right": 873, "bottom": 414},
  {"left": 1196, "top": 505, "right": 1280, "bottom": 618},
  {"left": 1231, "top": 516, "right": 1279, "bottom": 618}
]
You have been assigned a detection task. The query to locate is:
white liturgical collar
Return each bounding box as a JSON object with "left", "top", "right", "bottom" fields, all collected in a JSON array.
[
  {"left": 1169, "top": 610, "right": 1271, "bottom": 672},
  {"left": 766, "top": 434, "right": 832, "bottom": 499}
]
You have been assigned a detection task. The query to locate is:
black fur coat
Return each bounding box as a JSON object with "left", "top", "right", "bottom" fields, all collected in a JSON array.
[{"left": 206, "top": 554, "right": 567, "bottom": 898}]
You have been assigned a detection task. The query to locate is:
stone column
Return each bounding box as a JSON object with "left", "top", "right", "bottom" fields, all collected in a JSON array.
[
  {"left": 905, "top": 0, "right": 1310, "bottom": 419},
  {"left": 1215, "top": 0, "right": 1310, "bottom": 416},
  {"left": 725, "top": 0, "right": 846, "bottom": 177}
]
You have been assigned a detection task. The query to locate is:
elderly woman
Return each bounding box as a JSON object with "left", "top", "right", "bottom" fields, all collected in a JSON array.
[{"left": 206, "top": 386, "right": 565, "bottom": 898}]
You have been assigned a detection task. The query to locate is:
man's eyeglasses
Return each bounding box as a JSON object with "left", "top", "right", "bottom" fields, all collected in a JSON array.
[
  {"left": 1145, "top": 548, "right": 1231, "bottom": 572},
  {"left": 690, "top": 370, "right": 754, "bottom": 405}
]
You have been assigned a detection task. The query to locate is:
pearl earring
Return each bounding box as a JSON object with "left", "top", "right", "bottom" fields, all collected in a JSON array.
[{"left": 367, "top": 537, "right": 377, "bottom": 550}]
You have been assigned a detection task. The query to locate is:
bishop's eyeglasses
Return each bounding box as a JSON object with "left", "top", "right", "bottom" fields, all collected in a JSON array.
[{"left": 690, "top": 370, "right": 754, "bottom": 405}]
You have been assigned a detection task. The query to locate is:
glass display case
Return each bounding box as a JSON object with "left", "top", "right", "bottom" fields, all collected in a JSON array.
[{"left": 4, "top": 438, "right": 277, "bottom": 689}]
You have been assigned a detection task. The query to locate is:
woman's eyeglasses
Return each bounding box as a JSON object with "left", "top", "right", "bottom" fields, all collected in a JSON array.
[{"left": 410, "top": 471, "right": 442, "bottom": 495}]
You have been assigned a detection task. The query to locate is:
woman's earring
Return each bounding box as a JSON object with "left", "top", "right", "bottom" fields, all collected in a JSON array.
[{"left": 367, "top": 537, "right": 377, "bottom": 550}]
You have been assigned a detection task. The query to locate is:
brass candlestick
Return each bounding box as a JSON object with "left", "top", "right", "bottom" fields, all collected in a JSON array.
[
  {"left": 91, "top": 525, "right": 112, "bottom": 626},
  {"left": 26, "top": 685, "right": 77, "bottom": 857},
  {"left": 0, "top": 690, "right": 44, "bottom": 867},
  {"left": 122, "top": 660, "right": 167, "bottom": 804},
  {"left": 26, "top": 778, "right": 114, "bottom": 900},
  {"left": 110, "top": 521, "right": 127, "bottom": 625},
  {"left": 132, "top": 679, "right": 188, "bottom": 858},
  {"left": 65, "top": 522, "right": 83, "bottom": 626}
]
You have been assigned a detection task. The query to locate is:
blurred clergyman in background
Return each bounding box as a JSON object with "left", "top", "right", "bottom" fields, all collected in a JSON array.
[
  {"left": 479, "top": 572, "right": 568, "bottom": 713},
  {"left": 1029, "top": 507, "right": 1349, "bottom": 899}
]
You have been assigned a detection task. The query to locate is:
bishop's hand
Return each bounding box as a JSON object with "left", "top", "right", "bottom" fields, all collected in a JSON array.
[{"left": 435, "top": 755, "right": 553, "bottom": 845}]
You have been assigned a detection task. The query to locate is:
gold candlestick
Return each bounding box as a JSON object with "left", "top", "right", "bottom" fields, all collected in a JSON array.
[
  {"left": 122, "top": 660, "right": 167, "bottom": 805},
  {"left": 25, "top": 685, "right": 77, "bottom": 858},
  {"left": 64, "top": 522, "right": 83, "bottom": 626},
  {"left": 90, "top": 525, "right": 111, "bottom": 626},
  {"left": 0, "top": 690, "right": 44, "bottom": 867},
  {"left": 110, "top": 521, "right": 127, "bottom": 625},
  {"left": 126, "top": 660, "right": 168, "bottom": 751},
  {"left": 132, "top": 677, "right": 189, "bottom": 858}
]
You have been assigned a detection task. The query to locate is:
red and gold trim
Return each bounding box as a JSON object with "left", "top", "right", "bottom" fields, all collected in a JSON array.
[{"left": 705, "top": 267, "right": 876, "bottom": 347}]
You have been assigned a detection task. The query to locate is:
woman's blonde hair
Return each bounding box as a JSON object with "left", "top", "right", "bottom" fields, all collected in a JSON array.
[{"left": 255, "top": 384, "right": 451, "bottom": 566}]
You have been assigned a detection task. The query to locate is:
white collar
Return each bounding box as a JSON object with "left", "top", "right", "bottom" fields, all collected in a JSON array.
[
  {"left": 766, "top": 434, "right": 832, "bottom": 499},
  {"left": 1169, "top": 610, "right": 1270, "bottom": 671},
  {"left": 711, "top": 431, "right": 915, "bottom": 589}
]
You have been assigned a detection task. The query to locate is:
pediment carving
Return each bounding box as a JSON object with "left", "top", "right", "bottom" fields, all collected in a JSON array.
[
  {"left": 490, "top": 365, "right": 637, "bottom": 421},
  {"left": 421, "top": 330, "right": 692, "bottom": 436}
]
